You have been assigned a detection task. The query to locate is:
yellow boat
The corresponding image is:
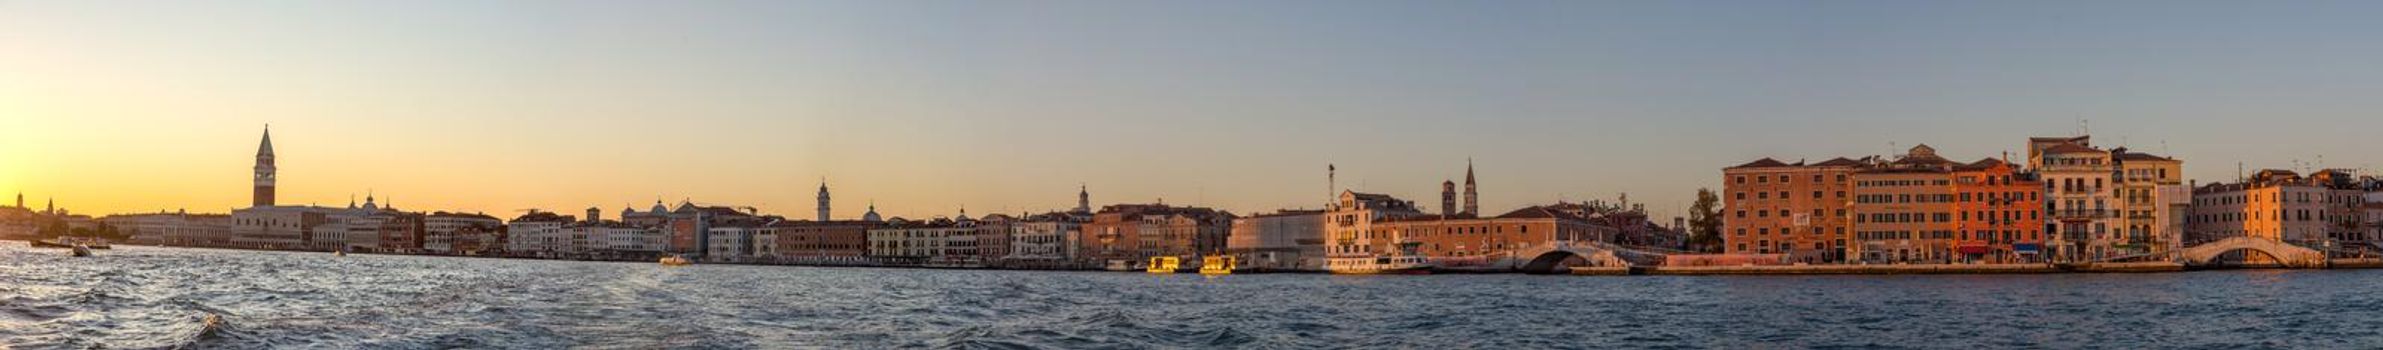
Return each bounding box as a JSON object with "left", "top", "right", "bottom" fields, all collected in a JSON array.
[
  {"left": 1145, "top": 256, "right": 1180, "bottom": 274},
  {"left": 1200, "top": 256, "right": 1235, "bottom": 275},
  {"left": 660, "top": 255, "right": 694, "bottom": 266}
]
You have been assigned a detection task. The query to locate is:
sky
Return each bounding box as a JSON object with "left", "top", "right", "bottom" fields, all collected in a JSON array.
[{"left": 4, "top": 1, "right": 2382, "bottom": 221}]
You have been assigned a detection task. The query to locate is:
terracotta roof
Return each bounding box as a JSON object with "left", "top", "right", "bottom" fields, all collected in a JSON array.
[
  {"left": 1491, "top": 205, "right": 1590, "bottom": 221},
  {"left": 1347, "top": 191, "right": 1400, "bottom": 201},
  {"left": 1954, "top": 158, "right": 2008, "bottom": 170},
  {"left": 2114, "top": 152, "right": 2172, "bottom": 161},
  {"left": 1728, "top": 158, "right": 1792, "bottom": 169},
  {"left": 1811, "top": 157, "right": 1864, "bottom": 167},
  {"left": 1892, "top": 155, "right": 1955, "bottom": 166},
  {"left": 2041, "top": 143, "right": 2103, "bottom": 154}
]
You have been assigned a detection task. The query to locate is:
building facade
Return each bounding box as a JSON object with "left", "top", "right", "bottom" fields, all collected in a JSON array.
[
  {"left": 2190, "top": 169, "right": 2366, "bottom": 246},
  {"left": 1008, "top": 212, "right": 1088, "bottom": 268},
  {"left": 103, "top": 211, "right": 232, "bottom": 246},
  {"left": 767, "top": 220, "right": 881, "bottom": 265},
  {"left": 1720, "top": 157, "right": 1859, "bottom": 262},
  {"left": 1227, "top": 209, "right": 1326, "bottom": 271}
]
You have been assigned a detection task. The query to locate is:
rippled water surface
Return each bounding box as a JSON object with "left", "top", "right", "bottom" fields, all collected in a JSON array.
[{"left": 8, "top": 244, "right": 2383, "bottom": 349}]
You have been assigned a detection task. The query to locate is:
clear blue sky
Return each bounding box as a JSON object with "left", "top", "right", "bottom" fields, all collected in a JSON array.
[{"left": 5, "top": 1, "right": 2381, "bottom": 220}]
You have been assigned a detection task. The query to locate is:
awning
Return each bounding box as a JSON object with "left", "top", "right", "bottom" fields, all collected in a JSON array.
[{"left": 2013, "top": 243, "right": 2041, "bottom": 254}]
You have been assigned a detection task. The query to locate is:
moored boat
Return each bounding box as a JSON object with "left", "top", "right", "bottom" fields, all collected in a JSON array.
[
  {"left": 1200, "top": 256, "right": 1235, "bottom": 275},
  {"left": 1103, "top": 259, "right": 1141, "bottom": 272},
  {"left": 1327, "top": 255, "right": 1436, "bottom": 275},
  {"left": 1146, "top": 256, "right": 1181, "bottom": 274}
]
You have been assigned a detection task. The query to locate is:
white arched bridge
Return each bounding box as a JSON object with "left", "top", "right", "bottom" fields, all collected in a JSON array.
[
  {"left": 2170, "top": 236, "right": 2330, "bottom": 268},
  {"left": 1509, "top": 241, "right": 1671, "bottom": 273},
  {"left": 2098, "top": 236, "right": 2337, "bottom": 268}
]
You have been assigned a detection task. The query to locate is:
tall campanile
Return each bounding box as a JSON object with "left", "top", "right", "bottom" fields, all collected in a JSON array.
[
  {"left": 1463, "top": 158, "right": 1478, "bottom": 216},
  {"left": 253, "top": 126, "right": 277, "bottom": 207},
  {"left": 816, "top": 179, "right": 831, "bottom": 221}
]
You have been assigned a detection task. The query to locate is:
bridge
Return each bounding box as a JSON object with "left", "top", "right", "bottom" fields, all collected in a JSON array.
[
  {"left": 1510, "top": 241, "right": 1670, "bottom": 273},
  {"left": 2171, "top": 236, "right": 2330, "bottom": 268},
  {"left": 2094, "top": 236, "right": 2332, "bottom": 268}
]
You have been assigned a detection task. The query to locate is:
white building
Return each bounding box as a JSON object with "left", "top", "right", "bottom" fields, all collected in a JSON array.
[
  {"left": 2027, "top": 136, "right": 2121, "bottom": 261},
  {"left": 706, "top": 224, "right": 766, "bottom": 262},
  {"left": 591, "top": 223, "right": 668, "bottom": 253},
  {"left": 102, "top": 211, "right": 233, "bottom": 246},
  {"left": 868, "top": 219, "right": 974, "bottom": 265},
  {"left": 424, "top": 212, "right": 503, "bottom": 254},
  {"left": 231, "top": 206, "right": 340, "bottom": 250},
  {"left": 1008, "top": 212, "right": 1086, "bottom": 266},
  {"left": 505, "top": 211, "right": 576, "bottom": 256}
]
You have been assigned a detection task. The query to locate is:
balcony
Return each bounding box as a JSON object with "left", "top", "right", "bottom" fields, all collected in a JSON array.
[{"left": 2052, "top": 209, "right": 2113, "bottom": 221}]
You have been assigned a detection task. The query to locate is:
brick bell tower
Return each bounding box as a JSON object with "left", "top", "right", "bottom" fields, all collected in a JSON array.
[{"left": 253, "top": 126, "right": 277, "bottom": 207}]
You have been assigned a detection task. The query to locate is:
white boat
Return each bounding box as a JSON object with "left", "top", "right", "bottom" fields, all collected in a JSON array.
[
  {"left": 1326, "top": 254, "right": 1435, "bottom": 275},
  {"left": 1102, "top": 259, "right": 1141, "bottom": 272},
  {"left": 659, "top": 255, "right": 693, "bottom": 266}
]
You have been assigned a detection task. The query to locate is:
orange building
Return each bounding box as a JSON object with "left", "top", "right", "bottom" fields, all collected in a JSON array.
[
  {"left": 1850, "top": 145, "right": 2049, "bottom": 263},
  {"left": 1728, "top": 145, "right": 2044, "bottom": 264},
  {"left": 1721, "top": 157, "right": 1859, "bottom": 262},
  {"left": 1951, "top": 158, "right": 2046, "bottom": 262}
]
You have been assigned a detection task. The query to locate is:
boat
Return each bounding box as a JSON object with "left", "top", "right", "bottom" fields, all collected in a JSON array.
[
  {"left": 71, "top": 245, "right": 93, "bottom": 257},
  {"left": 659, "top": 255, "right": 694, "bottom": 266},
  {"left": 1326, "top": 254, "right": 1436, "bottom": 275},
  {"left": 1327, "top": 241, "right": 1437, "bottom": 275},
  {"left": 1103, "top": 259, "right": 1141, "bottom": 272},
  {"left": 32, "top": 237, "right": 109, "bottom": 249},
  {"left": 1146, "top": 256, "right": 1181, "bottom": 274},
  {"left": 1200, "top": 256, "right": 1235, "bottom": 275}
]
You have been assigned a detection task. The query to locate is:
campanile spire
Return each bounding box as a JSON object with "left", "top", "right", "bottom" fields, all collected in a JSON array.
[{"left": 253, "top": 125, "right": 277, "bottom": 207}]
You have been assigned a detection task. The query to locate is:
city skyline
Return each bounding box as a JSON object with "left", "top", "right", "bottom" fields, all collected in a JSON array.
[{"left": 9, "top": 1, "right": 2383, "bottom": 219}]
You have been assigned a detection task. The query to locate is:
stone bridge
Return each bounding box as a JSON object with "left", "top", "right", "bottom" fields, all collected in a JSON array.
[
  {"left": 2172, "top": 236, "right": 2329, "bottom": 268},
  {"left": 1511, "top": 241, "right": 1668, "bottom": 273}
]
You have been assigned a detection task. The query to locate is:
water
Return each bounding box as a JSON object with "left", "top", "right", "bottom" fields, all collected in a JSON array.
[{"left": 7, "top": 244, "right": 2383, "bottom": 349}]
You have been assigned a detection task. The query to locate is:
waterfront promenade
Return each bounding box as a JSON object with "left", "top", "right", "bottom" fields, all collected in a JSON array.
[{"left": 36, "top": 239, "right": 2383, "bottom": 277}]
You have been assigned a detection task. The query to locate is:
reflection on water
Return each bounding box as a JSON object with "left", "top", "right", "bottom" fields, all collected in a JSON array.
[{"left": 6, "top": 244, "right": 2383, "bottom": 348}]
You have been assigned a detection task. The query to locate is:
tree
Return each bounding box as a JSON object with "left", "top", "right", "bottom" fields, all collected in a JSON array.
[{"left": 1687, "top": 188, "right": 1724, "bottom": 253}]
